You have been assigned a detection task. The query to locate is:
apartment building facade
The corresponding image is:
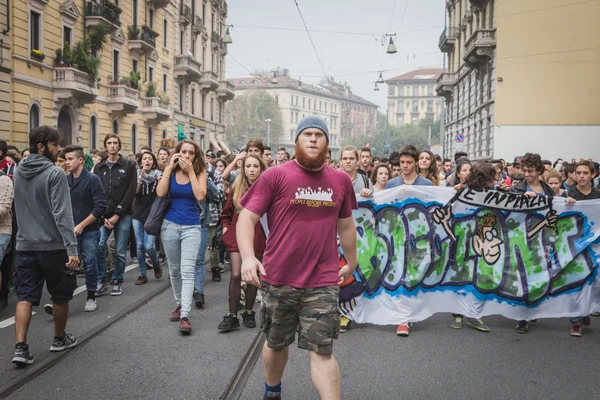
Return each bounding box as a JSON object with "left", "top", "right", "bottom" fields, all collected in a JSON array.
[
  {"left": 230, "top": 71, "right": 378, "bottom": 155},
  {"left": 437, "top": 0, "right": 599, "bottom": 161},
  {"left": 386, "top": 68, "right": 444, "bottom": 126},
  {"left": 4, "top": 0, "right": 232, "bottom": 152}
]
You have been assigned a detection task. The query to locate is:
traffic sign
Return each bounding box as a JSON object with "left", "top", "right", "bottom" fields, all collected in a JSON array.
[{"left": 455, "top": 133, "right": 464, "bottom": 143}]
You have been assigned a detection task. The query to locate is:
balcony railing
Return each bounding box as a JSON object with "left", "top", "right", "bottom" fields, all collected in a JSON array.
[
  {"left": 174, "top": 55, "right": 202, "bottom": 80},
  {"left": 200, "top": 71, "right": 219, "bottom": 90},
  {"left": 192, "top": 16, "right": 202, "bottom": 35},
  {"left": 222, "top": 1, "right": 228, "bottom": 14},
  {"left": 128, "top": 25, "right": 158, "bottom": 53},
  {"left": 85, "top": 1, "right": 122, "bottom": 31},
  {"left": 148, "top": 0, "right": 170, "bottom": 10},
  {"left": 217, "top": 81, "right": 235, "bottom": 100},
  {"left": 435, "top": 71, "right": 458, "bottom": 100},
  {"left": 53, "top": 67, "right": 98, "bottom": 101},
  {"left": 179, "top": 4, "right": 192, "bottom": 25},
  {"left": 438, "top": 26, "right": 457, "bottom": 53},
  {"left": 139, "top": 97, "right": 171, "bottom": 121},
  {"left": 107, "top": 85, "right": 139, "bottom": 112},
  {"left": 211, "top": 31, "right": 221, "bottom": 48},
  {"left": 464, "top": 29, "right": 496, "bottom": 65}
]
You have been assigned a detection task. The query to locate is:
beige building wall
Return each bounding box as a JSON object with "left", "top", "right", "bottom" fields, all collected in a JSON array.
[
  {"left": 494, "top": 0, "right": 600, "bottom": 125},
  {"left": 0, "top": 0, "right": 10, "bottom": 138},
  {"left": 6, "top": 0, "right": 232, "bottom": 153}
]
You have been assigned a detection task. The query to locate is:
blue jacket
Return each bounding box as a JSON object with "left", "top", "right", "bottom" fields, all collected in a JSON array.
[{"left": 68, "top": 168, "right": 108, "bottom": 234}]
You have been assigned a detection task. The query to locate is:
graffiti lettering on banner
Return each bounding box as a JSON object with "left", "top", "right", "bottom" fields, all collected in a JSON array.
[{"left": 339, "top": 186, "right": 600, "bottom": 324}]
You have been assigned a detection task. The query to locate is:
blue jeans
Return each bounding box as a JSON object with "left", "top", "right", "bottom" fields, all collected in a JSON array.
[
  {"left": 161, "top": 220, "right": 201, "bottom": 319},
  {"left": 97, "top": 215, "right": 132, "bottom": 284},
  {"left": 194, "top": 224, "right": 210, "bottom": 294},
  {"left": 78, "top": 230, "right": 100, "bottom": 292},
  {"left": 0, "top": 233, "right": 11, "bottom": 264},
  {"left": 132, "top": 219, "right": 157, "bottom": 276}
]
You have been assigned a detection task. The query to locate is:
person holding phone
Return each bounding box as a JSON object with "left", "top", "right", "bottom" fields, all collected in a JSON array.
[{"left": 156, "top": 140, "right": 207, "bottom": 334}]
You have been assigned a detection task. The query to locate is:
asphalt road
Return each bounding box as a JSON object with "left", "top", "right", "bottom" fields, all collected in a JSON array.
[
  {"left": 242, "top": 314, "right": 600, "bottom": 400},
  {"left": 3, "top": 263, "right": 600, "bottom": 400}
]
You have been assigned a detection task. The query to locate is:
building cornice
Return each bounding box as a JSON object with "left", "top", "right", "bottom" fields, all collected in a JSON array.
[{"left": 13, "top": 71, "right": 54, "bottom": 91}]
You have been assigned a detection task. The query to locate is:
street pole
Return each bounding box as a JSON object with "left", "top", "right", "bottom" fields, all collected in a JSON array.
[{"left": 265, "top": 118, "right": 271, "bottom": 147}]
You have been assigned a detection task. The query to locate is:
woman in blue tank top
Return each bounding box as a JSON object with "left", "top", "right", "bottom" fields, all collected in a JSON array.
[{"left": 156, "top": 139, "right": 207, "bottom": 334}]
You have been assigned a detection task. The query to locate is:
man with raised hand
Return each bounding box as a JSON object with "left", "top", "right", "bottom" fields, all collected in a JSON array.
[
  {"left": 237, "top": 115, "right": 358, "bottom": 400},
  {"left": 12, "top": 127, "right": 80, "bottom": 367}
]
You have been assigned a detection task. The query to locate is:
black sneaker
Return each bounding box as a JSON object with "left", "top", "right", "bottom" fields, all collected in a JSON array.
[
  {"left": 218, "top": 313, "right": 240, "bottom": 332},
  {"left": 0, "top": 297, "right": 8, "bottom": 311},
  {"left": 50, "top": 333, "right": 78, "bottom": 352},
  {"left": 242, "top": 310, "right": 256, "bottom": 328},
  {"left": 12, "top": 345, "right": 34, "bottom": 366},
  {"left": 193, "top": 291, "right": 205, "bottom": 308},
  {"left": 95, "top": 281, "right": 109, "bottom": 297},
  {"left": 515, "top": 320, "right": 529, "bottom": 334}
]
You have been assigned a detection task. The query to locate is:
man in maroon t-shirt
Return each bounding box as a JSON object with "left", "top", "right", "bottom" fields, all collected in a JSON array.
[{"left": 237, "top": 115, "right": 358, "bottom": 400}]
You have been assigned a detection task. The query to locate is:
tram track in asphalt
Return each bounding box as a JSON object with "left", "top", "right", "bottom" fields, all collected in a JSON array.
[
  {"left": 220, "top": 330, "right": 266, "bottom": 400},
  {"left": 0, "top": 281, "right": 172, "bottom": 399}
]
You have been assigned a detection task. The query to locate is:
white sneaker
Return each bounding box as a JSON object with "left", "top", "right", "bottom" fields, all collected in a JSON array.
[{"left": 84, "top": 299, "right": 97, "bottom": 312}]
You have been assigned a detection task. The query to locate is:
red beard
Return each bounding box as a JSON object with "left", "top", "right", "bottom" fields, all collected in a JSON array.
[{"left": 295, "top": 142, "right": 328, "bottom": 170}]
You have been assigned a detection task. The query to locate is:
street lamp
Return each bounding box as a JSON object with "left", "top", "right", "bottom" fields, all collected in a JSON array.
[
  {"left": 223, "top": 26, "right": 233, "bottom": 44},
  {"left": 373, "top": 83, "right": 379, "bottom": 91},
  {"left": 265, "top": 118, "right": 271, "bottom": 147},
  {"left": 376, "top": 71, "right": 385, "bottom": 84},
  {"left": 386, "top": 34, "right": 397, "bottom": 54}
]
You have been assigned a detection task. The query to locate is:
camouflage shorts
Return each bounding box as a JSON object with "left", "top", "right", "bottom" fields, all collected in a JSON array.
[{"left": 260, "top": 282, "right": 340, "bottom": 355}]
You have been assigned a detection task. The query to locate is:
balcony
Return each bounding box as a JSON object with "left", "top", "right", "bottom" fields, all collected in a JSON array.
[
  {"left": 200, "top": 71, "right": 219, "bottom": 91},
  {"left": 221, "top": 1, "right": 228, "bottom": 15},
  {"left": 435, "top": 71, "right": 458, "bottom": 100},
  {"left": 217, "top": 81, "right": 235, "bottom": 100},
  {"left": 179, "top": 4, "right": 192, "bottom": 26},
  {"left": 211, "top": 31, "right": 221, "bottom": 49},
  {"left": 107, "top": 85, "right": 139, "bottom": 113},
  {"left": 438, "top": 26, "right": 457, "bottom": 53},
  {"left": 469, "top": 0, "right": 485, "bottom": 10},
  {"left": 148, "top": 0, "right": 170, "bottom": 10},
  {"left": 128, "top": 25, "right": 158, "bottom": 55},
  {"left": 174, "top": 55, "right": 202, "bottom": 81},
  {"left": 53, "top": 67, "right": 98, "bottom": 102},
  {"left": 211, "top": 0, "right": 220, "bottom": 7},
  {"left": 139, "top": 97, "right": 171, "bottom": 122},
  {"left": 85, "top": 1, "right": 121, "bottom": 32},
  {"left": 463, "top": 28, "right": 496, "bottom": 66},
  {"left": 192, "top": 16, "right": 202, "bottom": 36}
]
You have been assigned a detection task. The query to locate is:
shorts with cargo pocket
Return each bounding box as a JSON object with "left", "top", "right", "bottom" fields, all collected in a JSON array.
[
  {"left": 15, "top": 250, "right": 77, "bottom": 306},
  {"left": 260, "top": 282, "right": 340, "bottom": 355}
]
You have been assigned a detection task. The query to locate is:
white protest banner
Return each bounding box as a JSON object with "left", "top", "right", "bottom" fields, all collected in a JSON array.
[{"left": 339, "top": 186, "right": 600, "bottom": 324}]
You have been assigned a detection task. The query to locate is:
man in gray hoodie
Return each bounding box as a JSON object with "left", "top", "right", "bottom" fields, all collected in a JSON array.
[{"left": 11, "top": 126, "right": 80, "bottom": 367}]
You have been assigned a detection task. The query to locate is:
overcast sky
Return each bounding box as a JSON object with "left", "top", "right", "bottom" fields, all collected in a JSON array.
[{"left": 225, "top": 0, "right": 446, "bottom": 110}]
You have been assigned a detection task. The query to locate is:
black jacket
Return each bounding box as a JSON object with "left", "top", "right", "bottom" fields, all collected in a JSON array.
[
  {"left": 93, "top": 155, "right": 137, "bottom": 217},
  {"left": 510, "top": 179, "right": 554, "bottom": 197},
  {"left": 68, "top": 168, "right": 108, "bottom": 233}
]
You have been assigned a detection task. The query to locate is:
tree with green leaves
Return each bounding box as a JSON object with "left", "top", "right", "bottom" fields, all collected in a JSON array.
[
  {"left": 226, "top": 90, "right": 283, "bottom": 150},
  {"left": 342, "top": 113, "right": 442, "bottom": 157}
]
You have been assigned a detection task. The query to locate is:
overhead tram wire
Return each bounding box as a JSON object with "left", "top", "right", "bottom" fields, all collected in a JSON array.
[
  {"left": 292, "top": 0, "right": 330, "bottom": 81},
  {"left": 231, "top": 24, "right": 443, "bottom": 37}
]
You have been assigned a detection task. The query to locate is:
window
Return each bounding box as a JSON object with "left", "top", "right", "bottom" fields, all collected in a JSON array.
[
  {"left": 163, "top": 73, "right": 167, "bottom": 93},
  {"left": 162, "top": 129, "right": 167, "bottom": 139},
  {"left": 397, "top": 101, "right": 403, "bottom": 112},
  {"left": 427, "top": 100, "right": 433, "bottom": 113},
  {"left": 148, "top": 9, "right": 154, "bottom": 28},
  {"left": 133, "top": 0, "right": 138, "bottom": 26},
  {"left": 112, "top": 119, "right": 119, "bottom": 134},
  {"left": 191, "top": 88, "right": 195, "bottom": 115},
  {"left": 428, "top": 86, "right": 434, "bottom": 96},
  {"left": 202, "top": 3, "right": 206, "bottom": 21},
  {"left": 274, "top": 95, "right": 279, "bottom": 104},
  {"left": 63, "top": 26, "right": 72, "bottom": 47},
  {"left": 90, "top": 115, "right": 97, "bottom": 149},
  {"left": 325, "top": 103, "right": 327, "bottom": 113},
  {"left": 210, "top": 98, "right": 214, "bottom": 121},
  {"left": 302, "top": 97, "right": 306, "bottom": 108},
  {"left": 180, "top": 30, "right": 184, "bottom": 54},
  {"left": 30, "top": 11, "right": 41, "bottom": 53},
  {"left": 191, "top": 37, "right": 196, "bottom": 56},
  {"left": 132, "top": 59, "right": 138, "bottom": 72},
  {"left": 412, "top": 101, "right": 418, "bottom": 113},
  {"left": 29, "top": 103, "right": 41, "bottom": 131},
  {"left": 163, "top": 18, "right": 168, "bottom": 48},
  {"left": 308, "top": 99, "right": 311, "bottom": 109},
  {"left": 148, "top": 126, "right": 153, "bottom": 146},
  {"left": 413, "top": 86, "right": 419, "bottom": 96},
  {"left": 148, "top": 66, "right": 154, "bottom": 82},
  {"left": 113, "top": 50, "right": 120, "bottom": 82},
  {"left": 211, "top": 13, "right": 214, "bottom": 32},
  {"left": 179, "top": 83, "right": 183, "bottom": 111},
  {"left": 131, "top": 124, "right": 137, "bottom": 151}
]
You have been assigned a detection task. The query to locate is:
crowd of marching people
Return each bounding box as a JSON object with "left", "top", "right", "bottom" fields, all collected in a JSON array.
[{"left": 1, "top": 115, "right": 599, "bottom": 399}]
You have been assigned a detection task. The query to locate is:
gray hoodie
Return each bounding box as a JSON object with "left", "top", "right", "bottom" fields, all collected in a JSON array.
[{"left": 13, "top": 154, "right": 78, "bottom": 256}]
